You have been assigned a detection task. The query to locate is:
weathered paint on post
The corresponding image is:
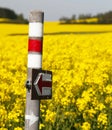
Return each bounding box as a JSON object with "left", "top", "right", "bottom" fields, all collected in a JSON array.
[{"left": 25, "top": 11, "right": 44, "bottom": 130}]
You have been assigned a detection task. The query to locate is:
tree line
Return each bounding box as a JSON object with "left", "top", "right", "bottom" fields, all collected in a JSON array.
[
  {"left": 59, "top": 11, "right": 112, "bottom": 24},
  {"left": 0, "top": 7, "right": 28, "bottom": 24}
]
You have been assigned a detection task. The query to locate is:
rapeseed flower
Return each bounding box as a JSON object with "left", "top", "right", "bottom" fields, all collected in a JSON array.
[{"left": 1, "top": 23, "right": 112, "bottom": 129}]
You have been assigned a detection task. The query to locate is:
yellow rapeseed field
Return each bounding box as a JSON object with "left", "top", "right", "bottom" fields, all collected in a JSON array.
[{"left": 1, "top": 22, "right": 112, "bottom": 130}]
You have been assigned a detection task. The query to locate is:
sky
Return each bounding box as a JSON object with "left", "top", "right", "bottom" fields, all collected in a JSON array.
[{"left": 0, "top": 0, "right": 112, "bottom": 21}]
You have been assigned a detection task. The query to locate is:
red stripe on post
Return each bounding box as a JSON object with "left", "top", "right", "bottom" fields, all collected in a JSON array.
[{"left": 28, "top": 39, "right": 42, "bottom": 52}]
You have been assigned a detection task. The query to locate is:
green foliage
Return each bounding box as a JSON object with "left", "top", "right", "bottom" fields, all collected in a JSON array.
[
  {"left": 96, "top": 11, "right": 112, "bottom": 24},
  {"left": 59, "top": 10, "right": 112, "bottom": 24},
  {"left": 78, "top": 14, "right": 92, "bottom": 20},
  {"left": 0, "top": 7, "right": 28, "bottom": 24},
  {"left": 0, "top": 7, "right": 17, "bottom": 19}
]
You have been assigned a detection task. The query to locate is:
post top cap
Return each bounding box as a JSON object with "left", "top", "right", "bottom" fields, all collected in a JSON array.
[{"left": 29, "top": 10, "right": 44, "bottom": 22}]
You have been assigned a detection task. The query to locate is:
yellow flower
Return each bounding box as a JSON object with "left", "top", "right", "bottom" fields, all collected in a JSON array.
[
  {"left": 105, "top": 84, "right": 112, "bottom": 94},
  {"left": 45, "top": 110, "right": 56, "bottom": 123},
  {"left": 95, "top": 103, "right": 106, "bottom": 111},
  {"left": 14, "top": 127, "right": 22, "bottom": 130},
  {"left": 39, "top": 123, "right": 45, "bottom": 129},
  {"left": 81, "top": 122, "right": 91, "bottom": 130},
  {"left": 97, "top": 113, "right": 107, "bottom": 126}
]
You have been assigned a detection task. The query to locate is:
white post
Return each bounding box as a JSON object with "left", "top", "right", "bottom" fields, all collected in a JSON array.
[{"left": 25, "top": 11, "right": 44, "bottom": 130}]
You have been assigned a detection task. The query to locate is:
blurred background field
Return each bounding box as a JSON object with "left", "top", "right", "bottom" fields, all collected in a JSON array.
[
  {"left": 1, "top": 21, "right": 112, "bottom": 130},
  {"left": 1, "top": 21, "right": 112, "bottom": 35}
]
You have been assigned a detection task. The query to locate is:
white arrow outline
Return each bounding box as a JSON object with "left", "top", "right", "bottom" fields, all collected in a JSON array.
[
  {"left": 34, "top": 73, "right": 42, "bottom": 95},
  {"left": 25, "top": 111, "right": 39, "bottom": 127},
  {"left": 34, "top": 73, "right": 52, "bottom": 96}
]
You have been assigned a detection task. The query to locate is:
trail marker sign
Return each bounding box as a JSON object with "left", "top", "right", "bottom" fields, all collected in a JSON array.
[{"left": 32, "top": 69, "right": 52, "bottom": 99}]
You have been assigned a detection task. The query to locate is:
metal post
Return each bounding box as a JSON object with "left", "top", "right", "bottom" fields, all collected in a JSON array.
[{"left": 25, "top": 11, "right": 44, "bottom": 130}]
